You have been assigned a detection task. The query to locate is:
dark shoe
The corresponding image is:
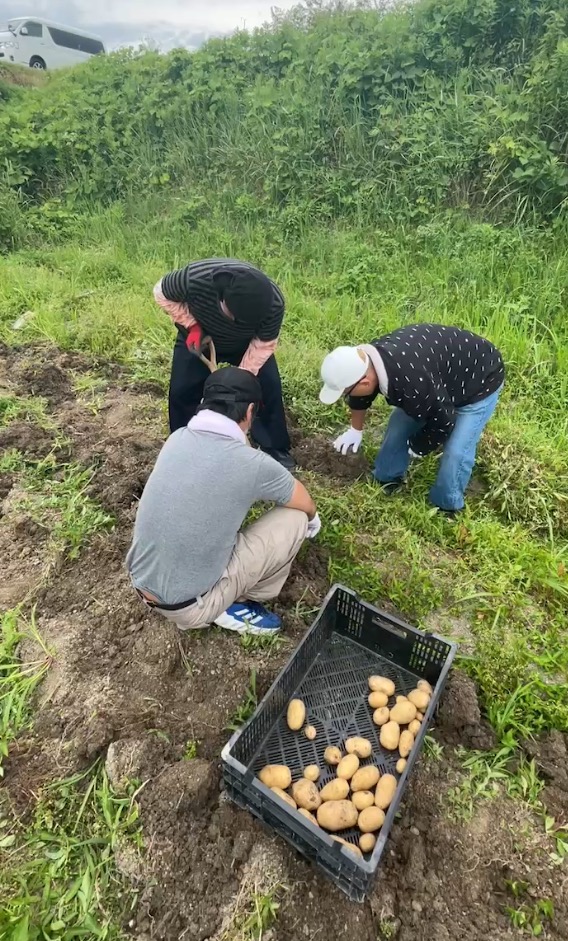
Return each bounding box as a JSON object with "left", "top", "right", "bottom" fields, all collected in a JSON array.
[
  {"left": 442, "top": 508, "right": 463, "bottom": 523},
  {"left": 265, "top": 449, "right": 297, "bottom": 472},
  {"left": 375, "top": 477, "right": 404, "bottom": 494}
]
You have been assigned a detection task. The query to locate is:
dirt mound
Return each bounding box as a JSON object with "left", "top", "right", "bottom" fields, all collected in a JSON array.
[
  {"left": 290, "top": 423, "right": 370, "bottom": 481},
  {"left": 278, "top": 540, "right": 330, "bottom": 608},
  {"left": 436, "top": 671, "right": 497, "bottom": 751},
  {"left": 0, "top": 420, "right": 55, "bottom": 458},
  {"left": 523, "top": 731, "right": 568, "bottom": 820}
]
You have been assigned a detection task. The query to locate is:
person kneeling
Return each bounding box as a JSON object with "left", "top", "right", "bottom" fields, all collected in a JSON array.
[{"left": 126, "top": 367, "right": 320, "bottom": 634}]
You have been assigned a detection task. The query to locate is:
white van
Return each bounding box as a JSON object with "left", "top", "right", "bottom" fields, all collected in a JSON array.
[{"left": 0, "top": 17, "right": 105, "bottom": 70}]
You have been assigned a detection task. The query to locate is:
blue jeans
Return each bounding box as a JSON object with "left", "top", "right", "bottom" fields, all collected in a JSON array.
[{"left": 373, "top": 387, "right": 502, "bottom": 511}]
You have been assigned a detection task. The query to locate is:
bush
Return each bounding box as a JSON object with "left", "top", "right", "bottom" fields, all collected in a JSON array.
[
  {"left": 0, "top": 186, "right": 26, "bottom": 252},
  {"left": 0, "top": 0, "right": 566, "bottom": 224}
]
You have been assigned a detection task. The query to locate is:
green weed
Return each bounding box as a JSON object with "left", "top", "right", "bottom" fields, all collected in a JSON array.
[
  {"left": 221, "top": 880, "right": 283, "bottom": 941},
  {"left": 227, "top": 670, "right": 258, "bottom": 732},
  {"left": 448, "top": 743, "right": 545, "bottom": 822},
  {"left": 423, "top": 735, "right": 444, "bottom": 762},
  {"left": 240, "top": 631, "right": 284, "bottom": 652},
  {"left": 12, "top": 458, "right": 114, "bottom": 559},
  {"left": 0, "top": 448, "right": 26, "bottom": 473},
  {"left": 0, "top": 394, "right": 50, "bottom": 427},
  {"left": 506, "top": 899, "right": 554, "bottom": 937},
  {"left": 378, "top": 920, "right": 398, "bottom": 940},
  {"left": 544, "top": 817, "right": 568, "bottom": 867},
  {"left": 183, "top": 740, "right": 198, "bottom": 760},
  {"left": 0, "top": 763, "right": 141, "bottom": 939},
  {"left": 72, "top": 372, "right": 107, "bottom": 414},
  {"left": 0, "top": 607, "right": 52, "bottom": 777}
]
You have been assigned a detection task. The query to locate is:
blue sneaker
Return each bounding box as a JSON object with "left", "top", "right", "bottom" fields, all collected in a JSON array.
[{"left": 214, "top": 601, "right": 282, "bottom": 635}]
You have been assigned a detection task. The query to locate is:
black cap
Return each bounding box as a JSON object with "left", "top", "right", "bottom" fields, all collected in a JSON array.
[
  {"left": 202, "top": 366, "right": 262, "bottom": 409},
  {"left": 213, "top": 266, "right": 274, "bottom": 327}
]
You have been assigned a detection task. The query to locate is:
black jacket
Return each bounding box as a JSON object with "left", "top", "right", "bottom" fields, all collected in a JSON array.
[
  {"left": 161, "top": 258, "right": 284, "bottom": 358},
  {"left": 347, "top": 324, "right": 505, "bottom": 455}
]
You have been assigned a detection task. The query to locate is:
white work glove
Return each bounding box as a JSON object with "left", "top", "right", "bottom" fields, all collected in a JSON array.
[
  {"left": 306, "top": 513, "right": 322, "bottom": 539},
  {"left": 333, "top": 427, "right": 363, "bottom": 455}
]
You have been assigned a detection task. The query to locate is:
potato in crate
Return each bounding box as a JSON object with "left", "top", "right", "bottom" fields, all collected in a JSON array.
[{"left": 222, "top": 584, "right": 457, "bottom": 901}]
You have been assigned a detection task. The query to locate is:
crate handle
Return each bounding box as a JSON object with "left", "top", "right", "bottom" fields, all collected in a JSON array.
[{"left": 372, "top": 616, "right": 409, "bottom": 640}]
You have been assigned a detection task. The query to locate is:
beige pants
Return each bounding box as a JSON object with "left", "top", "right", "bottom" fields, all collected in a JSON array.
[{"left": 157, "top": 507, "right": 308, "bottom": 630}]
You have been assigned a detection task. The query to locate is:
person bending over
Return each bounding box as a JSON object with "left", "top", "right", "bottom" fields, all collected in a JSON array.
[
  {"left": 127, "top": 367, "right": 320, "bottom": 634},
  {"left": 154, "top": 257, "right": 294, "bottom": 470},
  {"left": 319, "top": 323, "right": 504, "bottom": 513}
]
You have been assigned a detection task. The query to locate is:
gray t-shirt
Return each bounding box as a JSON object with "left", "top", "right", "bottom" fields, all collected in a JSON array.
[{"left": 126, "top": 427, "right": 295, "bottom": 605}]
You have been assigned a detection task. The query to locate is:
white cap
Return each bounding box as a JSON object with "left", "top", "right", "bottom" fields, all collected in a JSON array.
[{"left": 319, "top": 346, "right": 368, "bottom": 404}]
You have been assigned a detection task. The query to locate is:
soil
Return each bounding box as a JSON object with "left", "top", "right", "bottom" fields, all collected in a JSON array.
[
  {"left": 290, "top": 420, "right": 370, "bottom": 481},
  {"left": 3, "top": 342, "right": 567, "bottom": 941}
]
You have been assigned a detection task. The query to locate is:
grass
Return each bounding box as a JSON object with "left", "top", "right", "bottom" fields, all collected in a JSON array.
[
  {"left": 240, "top": 631, "right": 284, "bottom": 652},
  {"left": 1, "top": 203, "right": 566, "bottom": 737},
  {"left": 0, "top": 608, "right": 52, "bottom": 777},
  {"left": 220, "top": 880, "right": 283, "bottom": 941},
  {"left": 10, "top": 455, "right": 115, "bottom": 560},
  {"left": 183, "top": 740, "right": 199, "bottom": 760},
  {"left": 1, "top": 179, "right": 567, "bottom": 940},
  {"left": 0, "top": 763, "right": 141, "bottom": 940},
  {"left": 0, "top": 609, "right": 141, "bottom": 939},
  {"left": 227, "top": 670, "right": 258, "bottom": 732},
  {"left": 0, "top": 394, "right": 51, "bottom": 427}
]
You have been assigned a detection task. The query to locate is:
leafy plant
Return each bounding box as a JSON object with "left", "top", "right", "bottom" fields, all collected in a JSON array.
[
  {"left": 0, "top": 763, "right": 141, "bottom": 938},
  {"left": 227, "top": 670, "right": 258, "bottom": 732},
  {"left": 506, "top": 899, "right": 554, "bottom": 937},
  {"left": 0, "top": 607, "right": 51, "bottom": 776}
]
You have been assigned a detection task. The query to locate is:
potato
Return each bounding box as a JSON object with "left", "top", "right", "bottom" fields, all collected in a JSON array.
[
  {"left": 359, "top": 833, "right": 376, "bottom": 853},
  {"left": 408, "top": 719, "right": 421, "bottom": 736},
  {"left": 320, "top": 778, "right": 350, "bottom": 802},
  {"left": 389, "top": 701, "right": 417, "bottom": 725},
  {"left": 304, "top": 724, "right": 317, "bottom": 740},
  {"left": 368, "top": 675, "right": 396, "bottom": 696},
  {"left": 416, "top": 711, "right": 424, "bottom": 721},
  {"left": 368, "top": 690, "right": 388, "bottom": 709},
  {"left": 324, "top": 746, "right": 342, "bottom": 766},
  {"left": 317, "top": 800, "right": 359, "bottom": 832},
  {"left": 396, "top": 758, "right": 407, "bottom": 774},
  {"left": 375, "top": 774, "right": 397, "bottom": 810},
  {"left": 332, "top": 836, "right": 362, "bottom": 857},
  {"left": 373, "top": 706, "right": 390, "bottom": 727},
  {"left": 271, "top": 786, "right": 296, "bottom": 809},
  {"left": 303, "top": 764, "right": 320, "bottom": 782},
  {"left": 292, "top": 778, "right": 322, "bottom": 812},
  {"left": 345, "top": 736, "right": 372, "bottom": 759},
  {"left": 351, "top": 766, "right": 380, "bottom": 792},
  {"left": 287, "top": 699, "right": 306, "bottom": 731},
  {"left": 408, "top": 689, "right": 430, "bottom": 712},
  {"left": 417, "top": 679, "right": 433, "bottom": 694},
  {"left": 351, "top": 790, "right": 375, "bottom": 811},
  {"left": 337, "top": 753, "right": 360, "bottom": 780},
  {"left": 298, "top": 807, "right": 318, "bottom": 826},
  {"left": 380, "top": 721, "right": 401, "bottom": 750},
  {"left": 259, "top": 765, "right": 292, "bottom": 790},
  {"left": 398, "top": 729, "right": 414, "bottom": 759},
  {"left": 396, "top": 695, "right": 408, "bottom": 703},
  {"left": 358, "top": 806, "right": 385, "bottom": 833}
]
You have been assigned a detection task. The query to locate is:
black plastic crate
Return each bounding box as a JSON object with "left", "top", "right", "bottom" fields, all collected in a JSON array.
[{"left": 222, "top": 584, "right": 457, "bottom": 901}]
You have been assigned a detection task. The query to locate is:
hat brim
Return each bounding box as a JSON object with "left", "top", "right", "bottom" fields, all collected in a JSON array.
[{"left": 319, "top": 385, "right": 344, "bottom": 405}]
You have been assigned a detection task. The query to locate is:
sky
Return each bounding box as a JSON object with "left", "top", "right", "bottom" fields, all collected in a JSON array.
[{"left": 0, "top": 0, "right": 301, "bottom": 49}]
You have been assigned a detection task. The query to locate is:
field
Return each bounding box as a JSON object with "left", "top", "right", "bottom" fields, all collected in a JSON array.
[{"left": 1, "top": 1, "right": 568, "bottom": 939}]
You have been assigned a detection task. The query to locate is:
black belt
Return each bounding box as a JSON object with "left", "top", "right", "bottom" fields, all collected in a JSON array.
[{"left": 136, "top": 589, "right": 197, "bottom": 611}]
